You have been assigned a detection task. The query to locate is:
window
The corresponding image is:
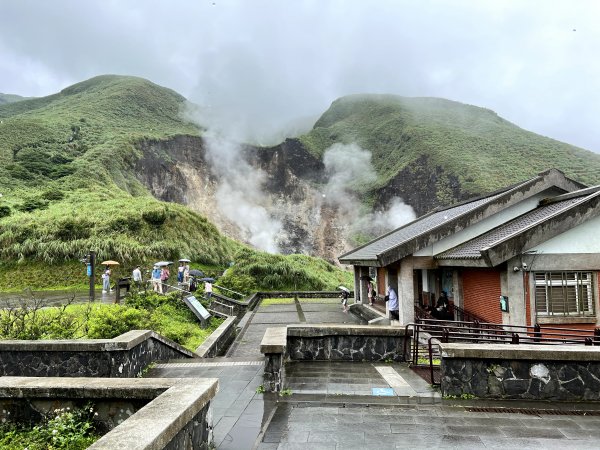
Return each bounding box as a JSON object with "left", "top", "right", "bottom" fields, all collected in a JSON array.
[{"left": 534, "top": 272, "right": 595, "bottom": 316}]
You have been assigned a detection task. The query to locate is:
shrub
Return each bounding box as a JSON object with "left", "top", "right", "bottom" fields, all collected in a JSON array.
[
  {"left": 86, "top": 305, "right": 149, "bottom": 339},
  {"left": 16, "top": 197, "right": 48, "bottom": 212},
  {"left": 142, "top": 208, "right": 167, "bottom": 226},
  {"left": 55, "top": 219, "right": 92, "bottom": 241},
  {"left": 0, "top": 403, "right": 100, "bottom": 450},
  {"left": 0, "top": 205, "right": 11, "bottom": 218},
  {"left": 41, "top": 187, "right": 65, "bottom": 201}
]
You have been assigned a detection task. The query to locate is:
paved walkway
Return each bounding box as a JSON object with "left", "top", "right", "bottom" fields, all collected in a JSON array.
[{"left": 148, "top": 296, "right": 600, "bottom": 449}]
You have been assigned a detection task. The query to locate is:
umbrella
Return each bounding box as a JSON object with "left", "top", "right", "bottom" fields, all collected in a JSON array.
[
  {"left": 101, "top": 260, "right": 120, "bottom": 265},
  {"left": 338, "top": 286, "right": 350, "bottom": 293},
  {"left": 178, "top": 258, "right": 191, "bottom": 263},
  {"left": 189, "top": 269, "right": 204, "bottom": 277},
  {"left": 200, "top": 277, "right": 215, "bottom": 283},
  {"left": 360, "top": 275, "right": 373, "bottom": 281},
  {"left": 154, "top": 261, "right": 173, "bottom": 267}
]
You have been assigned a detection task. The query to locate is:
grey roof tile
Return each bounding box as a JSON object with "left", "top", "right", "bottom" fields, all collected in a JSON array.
[{"left": 436, "top": 197, "right": 585, "bottom": 260}]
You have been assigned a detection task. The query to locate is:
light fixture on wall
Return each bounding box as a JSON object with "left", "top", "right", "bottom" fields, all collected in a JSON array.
[{"left": 513, "top": 266, "right": 521, "bottom": 272}]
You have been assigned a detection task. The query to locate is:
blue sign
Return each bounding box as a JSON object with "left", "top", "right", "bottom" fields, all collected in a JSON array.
[
  {"left": 372, "top": 387, "right": 394, "bottom": 396},
  {"left": 86, "top": 263, "right": 92, "bottom": 277}
]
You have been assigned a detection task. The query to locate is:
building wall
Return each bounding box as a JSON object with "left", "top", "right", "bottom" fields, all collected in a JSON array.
[
  {"left": 528, "top": 214, "right": 600, "bottom": 254},
  {"left": 462, "top": 268, "right": 502, "bottom": 323}
]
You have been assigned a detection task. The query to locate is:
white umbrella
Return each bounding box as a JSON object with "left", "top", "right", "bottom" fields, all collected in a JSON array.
[
  {"left": 338, "top": 286, "right": 350, "bottom": 293},
  {"left": 178, "top": 258, "right": 191, "bottom": 263},
  {"left": 154, "top": 261, "right": 173, "bottom": 267}
]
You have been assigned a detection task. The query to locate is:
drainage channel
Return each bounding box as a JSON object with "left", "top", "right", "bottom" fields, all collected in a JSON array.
[{"left": 466, "top": 406, "right": 600, "bottom": 416}]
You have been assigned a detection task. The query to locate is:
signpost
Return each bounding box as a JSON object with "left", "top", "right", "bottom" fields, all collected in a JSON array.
[{"left": 184, "top": 295, "right": 211, "bottom": 328}]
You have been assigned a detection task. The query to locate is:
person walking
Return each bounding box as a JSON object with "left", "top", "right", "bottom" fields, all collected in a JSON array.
[
  {"left": 102, "top": 267, "right": 111, "bottom": 294},
  {"left": 340, "top": 288, "right": 349, "bottom": 313},
  {"left": 177, "top": 263, "right": 185, "bottom": 284},
  {"left": 204, "top": 280, "right": 213, "bottom": 301},
  {"left": 132, "top": 265, "right": 142, "bottom": 288},
  {"left": 386, "top": 285, "right": 399, "bottom": 320},
  {"left": 151, "top": 266, "right": 161, "bottom": 293},
  {"left": 368, "top": 281, "right": 376, "bottom": 305},
  {"left": 160, "top": 266, "right": 170, "bottom": 294}
]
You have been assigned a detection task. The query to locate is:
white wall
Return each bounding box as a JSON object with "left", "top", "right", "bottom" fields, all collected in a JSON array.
[{"left": 528, "top": 214, "right": 600, "bottom": 254}]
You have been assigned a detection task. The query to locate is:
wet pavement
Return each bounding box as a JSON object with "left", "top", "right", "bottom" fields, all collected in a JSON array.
[
  {"left": 0, "top": 289, "right": 120, "bottom": 306},
  {"left": 148, "top": 296, "right": 600, "bottom": 449}
]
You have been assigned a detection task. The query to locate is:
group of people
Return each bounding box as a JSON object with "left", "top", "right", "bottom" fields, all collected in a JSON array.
[{"left": 150, "top": 265, "right": 172, "bottom": 294}]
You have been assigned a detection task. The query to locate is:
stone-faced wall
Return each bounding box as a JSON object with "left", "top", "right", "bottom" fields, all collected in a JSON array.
[
  {"left": 440, "top": 343, "right": 600, "bottom": 401},
  {"left": 286, "top": 325, "right": 407, "bottom": 362},
  {"left": 0, "top": 330, "right": 194, "bottom": 378}
]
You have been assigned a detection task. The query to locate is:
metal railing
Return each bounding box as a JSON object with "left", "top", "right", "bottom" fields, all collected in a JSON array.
[{"left": 405, "top": 318, "right": 600, "bottom": 385}]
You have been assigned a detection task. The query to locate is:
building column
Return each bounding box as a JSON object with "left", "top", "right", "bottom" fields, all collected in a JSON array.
[
  {"left": 398, "top": 257, "right": 415, "bottom": 325},
  {"left": 504, "top": 257, "right": 527, "bottom": 327}
]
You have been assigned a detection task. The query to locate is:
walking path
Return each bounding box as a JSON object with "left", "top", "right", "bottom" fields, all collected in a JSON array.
[{"left": 148, "top": 296, "right": 600, "bottom": 450}]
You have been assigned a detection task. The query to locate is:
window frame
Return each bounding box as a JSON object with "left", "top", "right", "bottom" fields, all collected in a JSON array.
[{"left": 534, "top": 271, "right": 595, "bottom": 317}]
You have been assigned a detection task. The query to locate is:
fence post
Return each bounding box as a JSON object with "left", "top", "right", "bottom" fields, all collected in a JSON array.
[
  {"left": 511, "top": 333, "right": 520, "bottom": 344},
  {"left": 442, "top": 327, "right": 450, "bottom": 343},
  {"left": 534, "top": 323, "right": 541, "bottom": 343},
  {"left": 594, "top": 328, "right": 600, "bottom": 346},
  {"left": 585, "top": 337, "right": 593, "bottom": 346}
]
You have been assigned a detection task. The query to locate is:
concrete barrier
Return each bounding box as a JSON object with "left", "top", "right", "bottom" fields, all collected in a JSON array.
[
  {"left": 0, "top": 376, "right": 218, "bottom": 450},
  {"left": 0, "top": 330, "right": 194, "bottom": 378},
  {"left": 440, "top": 343, "right": 600, "bottom": 401}
]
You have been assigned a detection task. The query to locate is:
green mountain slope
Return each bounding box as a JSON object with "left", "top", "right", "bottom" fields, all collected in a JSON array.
[
  {"left": 0, "top": 75, "right": 351, "bottom": 291},
  {"left": 299, "top": 94, "right": 600, "bottom": 197},
  {"left": 0, "top": 93, "right": 29, "bottom": 105}
]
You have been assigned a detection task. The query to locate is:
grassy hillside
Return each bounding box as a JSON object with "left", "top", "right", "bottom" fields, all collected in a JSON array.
[
  {"left": 0, "top": 93, "right": 28, "bottom": 105},
  {"left": 0, "top": 75, "right": 351, "bottom": 292},
  {"left": 299, "top": 94, "right": 600, "bottom": 196}
]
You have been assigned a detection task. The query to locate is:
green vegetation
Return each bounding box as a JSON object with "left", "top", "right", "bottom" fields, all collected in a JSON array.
[
  {"left": 0, "top": 75, "right": 350, "bottom": 292},
  {"left": 299, "top": 94, "right": 600, "bottom": 200},
  {"left": 260, "top": 297, "right": 296, "bottom": 306},
  {"left": 218, "top": 247, "right": 353, "bottom": 292},
  {"left": 0, "top": 291, "right": 222, "bottom": 351},
  {"left": 0, "top": 404, "right": 100, "bottom": 450}
]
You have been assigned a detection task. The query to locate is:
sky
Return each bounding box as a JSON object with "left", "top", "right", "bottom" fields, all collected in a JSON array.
[{"left": 1, "top": 0, "right": 600, "bottom": 151}]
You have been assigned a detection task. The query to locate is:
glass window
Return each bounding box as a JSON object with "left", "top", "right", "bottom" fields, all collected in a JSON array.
[{"left": 534, "top": 271, "right": 594, "bottom": 316}]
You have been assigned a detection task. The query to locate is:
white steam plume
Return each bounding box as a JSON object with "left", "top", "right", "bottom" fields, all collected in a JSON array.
[
  {"left": 322, "top": 143, "right": 416, "bottom": 237},
  {"left": 203, "top": 134, "right": 282, "bottom": 253}
]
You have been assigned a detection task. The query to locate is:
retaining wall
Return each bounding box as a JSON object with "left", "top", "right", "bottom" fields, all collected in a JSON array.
[
  {"left": 440, "top": 343, "right": 600, "bottom": 401},
  {"left": 0, "top": 376, "right": 217, "bottom": 450},
  {"left": 0, "top": 330, "right": 194, "bottom": 378}
]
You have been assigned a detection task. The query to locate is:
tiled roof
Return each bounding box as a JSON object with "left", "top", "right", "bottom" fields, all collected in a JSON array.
[
  {"left": 339, "top": 189, "right": 509, "bottom": 262},
  {"left": 436, "top": 197, "right": 585, "bottom": 260}
]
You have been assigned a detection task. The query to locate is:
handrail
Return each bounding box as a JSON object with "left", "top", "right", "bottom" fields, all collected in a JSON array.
[
  {"left": 406, "top": 320, "right": 600, "bottom": 385},
  {"left": 214, "top": 284, "right": 245, "bottom": 299}
]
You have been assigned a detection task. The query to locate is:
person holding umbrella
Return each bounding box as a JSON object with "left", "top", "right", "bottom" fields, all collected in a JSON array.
[
  {"left": 100, "top": 260, "right": 119, "bottom": 294},
  {"left": 102, "top": 266, "right": 111, "bottom": 294},
  {"left": 339, "top": 286, "right": 350, "bottom": 313}
]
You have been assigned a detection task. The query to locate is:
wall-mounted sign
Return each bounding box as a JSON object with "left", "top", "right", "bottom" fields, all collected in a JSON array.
[{"left": 500, "top": 295, "right": 509, "bottom": 312}]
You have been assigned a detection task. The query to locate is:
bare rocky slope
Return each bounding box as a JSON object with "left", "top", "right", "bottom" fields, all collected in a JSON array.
[{"left": 135, "top": 136, "right": 352, "bottom": 262}]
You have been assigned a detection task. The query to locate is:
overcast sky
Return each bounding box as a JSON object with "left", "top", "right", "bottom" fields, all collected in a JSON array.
[{"left": 1, "top": 0, "right": 599, "bottom": 150}]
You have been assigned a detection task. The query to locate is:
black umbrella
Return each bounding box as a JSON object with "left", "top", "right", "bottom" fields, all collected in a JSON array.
[
  {"left": 189, "top": 269, "right": 204, "bottom": 277},
  {"left": 360, "top": 275, "right": 373, "bottom": 281},
  {"left": 200, "top": 277, "right": 215, "bottom": 283}
]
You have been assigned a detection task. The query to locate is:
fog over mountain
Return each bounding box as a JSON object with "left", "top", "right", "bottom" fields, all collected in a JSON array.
[{"left": 1, "top": 1, "right": 599, "bottom": 151}]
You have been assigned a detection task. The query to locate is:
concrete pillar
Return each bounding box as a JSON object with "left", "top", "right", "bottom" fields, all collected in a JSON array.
[
  {"left": 504, "top": 257, "right": 527, "bottom": 327},
  {"left": 397, "top": 258, "right": 415, "bottom": 325}
]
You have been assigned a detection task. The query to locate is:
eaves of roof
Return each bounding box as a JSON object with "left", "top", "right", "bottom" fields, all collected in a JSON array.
[
  {"left": 436, "top": 188, "right": 600, "bottom": 267},
  {"left": 338, "top": 169, "right": 583, "bottom": 267}
]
